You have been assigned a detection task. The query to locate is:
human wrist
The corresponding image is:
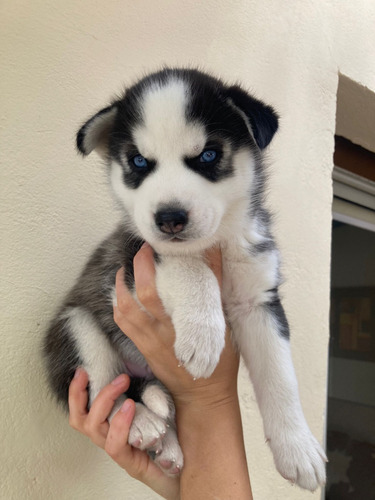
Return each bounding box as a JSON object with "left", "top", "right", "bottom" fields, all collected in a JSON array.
[
  {"left": 173, "top": 383, "right": 239, "bottom": 414},
  {"left": 175, "top": 388, "right": 252, "bottom": 500}
]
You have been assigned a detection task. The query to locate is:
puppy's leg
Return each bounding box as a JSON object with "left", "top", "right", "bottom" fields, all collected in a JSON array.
[
  {"left": 67, "top": 306, "right": 182, "bottom": 469},
  {"left": 230, "top": 295, "right": 327, "bottom": 491},
  {"left": 222, "top": 240, "right": 326, "bottom": 490},
  {"left": 156, "top": 255, "right": 226, "bottom": 379},
  {"left": 65, "top": 307, "right": 124, "bottom": 404},
  {"left": 66, "top": 307, "right": 152, "bottom": 421}
]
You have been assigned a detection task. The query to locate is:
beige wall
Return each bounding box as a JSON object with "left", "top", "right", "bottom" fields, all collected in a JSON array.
[{"left": 1, "top": 1, "right": 375, "bottom": 499}]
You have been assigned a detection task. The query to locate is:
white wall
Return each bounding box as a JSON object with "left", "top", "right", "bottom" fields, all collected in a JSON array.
[{"left": 1, "top": 1, "right": 375, "bottom": 499}]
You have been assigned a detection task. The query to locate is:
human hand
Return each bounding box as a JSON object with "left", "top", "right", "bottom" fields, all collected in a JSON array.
[
  {"left": 113, "top": 244, "right": 239, "bottom": 409},
  {"left": 68, "top": 369, "right": 180, "bottom": 500}
]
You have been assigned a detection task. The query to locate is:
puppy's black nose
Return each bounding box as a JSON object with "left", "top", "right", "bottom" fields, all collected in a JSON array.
[{"left": 154, "top": 209, "right": 188, "bottom": 234}]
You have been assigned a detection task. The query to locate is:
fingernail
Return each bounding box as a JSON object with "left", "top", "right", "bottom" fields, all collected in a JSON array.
[
  {"left": 111, "top": 374, "right": 126, "bottom": 385},
  {"left": 120, "top": 399, "right": 132, "bottom": 413},
  {"left": 74, "top": 367, "right": 82, "bottom": 379},
  {"left": 141, "top": 241, "right": 150, "bottom": 249}
]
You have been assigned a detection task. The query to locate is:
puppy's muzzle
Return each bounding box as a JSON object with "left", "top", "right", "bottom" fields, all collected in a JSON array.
[{"left": 154, "top": 209, "right": 188, "bottom": 235}]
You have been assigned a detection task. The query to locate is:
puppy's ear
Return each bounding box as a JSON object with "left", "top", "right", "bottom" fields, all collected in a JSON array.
[
  {"left": 225, "top": 86, "right": 278, "bottom": 150},
  {"left": 76, "top": 104, "right": 118, "bottom": 157}
]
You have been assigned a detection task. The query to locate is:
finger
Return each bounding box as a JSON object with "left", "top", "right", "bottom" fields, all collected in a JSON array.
[
  {"left": 68, "top": 368, "right": 89, "bottom": 431},
  {"left": 133, "top": 243, "right": 166, "bottom": 321},
  {"left": 84, "top": 375, "right": 131, "bottom": 442},
  {"left": 105, "top": 399, "right": 137, "bottom": 466},
  {"left": 205, "top": 246, "right": 223, "bottom": 288},
  {"left": 115, "top": 268, "right": 154, "bottom": 329}
]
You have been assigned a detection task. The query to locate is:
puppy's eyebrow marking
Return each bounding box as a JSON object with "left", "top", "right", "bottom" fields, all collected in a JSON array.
[{"left": 124, "top": 142, "right": 139, "bottom": 154}]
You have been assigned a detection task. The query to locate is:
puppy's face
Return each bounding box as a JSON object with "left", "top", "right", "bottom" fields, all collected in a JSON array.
[{"left": 77, "top": 69, "right": 278, "bottom": 254}]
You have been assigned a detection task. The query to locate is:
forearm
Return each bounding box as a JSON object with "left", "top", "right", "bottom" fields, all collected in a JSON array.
[{"left": 175, "top": 394, "right": 252, "bottom": 500}]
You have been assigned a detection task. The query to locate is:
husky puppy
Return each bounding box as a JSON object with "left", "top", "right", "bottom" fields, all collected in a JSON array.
[{"left": 44, "top": 68, "right": 326, "bottom": 489}]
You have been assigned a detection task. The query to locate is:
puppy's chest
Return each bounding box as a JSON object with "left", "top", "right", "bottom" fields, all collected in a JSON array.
[{"left": 222, "top": 245, "right": 279, "bottom": 313}]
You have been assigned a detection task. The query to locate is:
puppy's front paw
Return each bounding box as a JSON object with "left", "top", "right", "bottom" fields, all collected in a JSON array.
[
  {"left": 174, "top": 311, "right": 226, "bottom": 378},
  {"left": 269, "top": 427, "right": 327, "bottom": 491}
]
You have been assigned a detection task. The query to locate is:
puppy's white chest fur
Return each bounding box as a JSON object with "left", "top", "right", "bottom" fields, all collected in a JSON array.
[{"left": 222, "top": 234, "right": 280, "bottom": 310}]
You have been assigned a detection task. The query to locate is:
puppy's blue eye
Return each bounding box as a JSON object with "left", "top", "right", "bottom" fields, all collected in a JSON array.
[
  {"left": 132, "top": 154, "right": 148, "bottom": 168},
  {"left": 200, "top": 150, "right": 217, "bottom": 163}
]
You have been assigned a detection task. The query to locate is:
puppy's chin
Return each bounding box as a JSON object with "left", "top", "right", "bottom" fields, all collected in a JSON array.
[{"left": 150, "top": 234, "right": 218, "bottom": 256}]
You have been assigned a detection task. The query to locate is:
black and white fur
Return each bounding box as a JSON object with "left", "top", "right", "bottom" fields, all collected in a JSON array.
[{"left": 44, "top": 68, "right": 326, "bottom": 489}]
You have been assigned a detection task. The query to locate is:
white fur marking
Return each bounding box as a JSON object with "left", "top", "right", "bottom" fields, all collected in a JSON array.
[
  {"left": 142, "top": 384, "right": 172, "bottom": 421},
  {"left": 64, "top": 307, "right": 122, "bottom": 402}
]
